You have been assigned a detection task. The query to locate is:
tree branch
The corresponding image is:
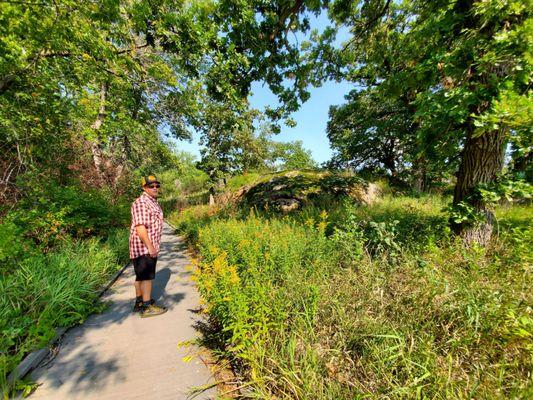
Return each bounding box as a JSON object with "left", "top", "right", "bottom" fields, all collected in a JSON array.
[
  {"left": 115, "top": 43, "right": 149, "bottom": 54},
  {"left": 0, "top": 1, "right": 48, "bottom": 5},
  {"left": 342, "top": 0, "right": 392, "bottom": 53}
]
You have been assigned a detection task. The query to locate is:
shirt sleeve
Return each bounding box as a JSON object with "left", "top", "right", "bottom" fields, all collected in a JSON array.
[{"left": 131, "top": 199, "right": 149, "bottom": 227}]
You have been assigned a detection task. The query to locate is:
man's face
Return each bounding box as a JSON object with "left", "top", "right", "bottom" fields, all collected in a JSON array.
[{"left": 143, "top": 183, "right": 160, "bottom": 198}]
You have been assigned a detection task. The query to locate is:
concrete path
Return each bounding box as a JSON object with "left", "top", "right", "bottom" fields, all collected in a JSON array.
[{"left": 27, "top": 223, "right": 216, "bottom": 400}]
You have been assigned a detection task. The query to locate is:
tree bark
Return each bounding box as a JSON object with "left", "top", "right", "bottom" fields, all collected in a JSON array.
[
  {"left": 452, "top": 128, "right": 507, "bottom": 245},
  {"left": 90, "top": 81, "right": 109, "bottom": 181},
  {"left": 413, "top": 155, "right": 427, "bottom": 193}
]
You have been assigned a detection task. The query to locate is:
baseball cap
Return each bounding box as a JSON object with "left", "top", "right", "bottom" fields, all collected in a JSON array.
[{"left": 141, "top": 175, "right": 160, "bottom": 187}]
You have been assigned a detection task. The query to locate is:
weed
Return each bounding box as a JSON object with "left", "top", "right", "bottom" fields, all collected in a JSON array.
[{"left": 175, "top": 192, "right": 532, "bottom": 399}]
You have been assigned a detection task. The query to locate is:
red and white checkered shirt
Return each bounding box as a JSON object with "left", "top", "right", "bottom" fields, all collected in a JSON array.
[{"left": 129, "top": 193, "right": 164, "bottom": 259}]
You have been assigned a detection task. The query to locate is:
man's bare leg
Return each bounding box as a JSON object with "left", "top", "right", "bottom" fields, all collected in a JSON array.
[
  {"left": 134, "top": 281, "right": 142, "bottom": 298},
  {"left": 140, "top": 280, "right": 152, "bottom": 302}
]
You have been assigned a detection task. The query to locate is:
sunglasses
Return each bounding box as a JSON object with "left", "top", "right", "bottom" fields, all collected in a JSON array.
[{"left": 147, "top": 184, "right": 160, "bottom": 189}]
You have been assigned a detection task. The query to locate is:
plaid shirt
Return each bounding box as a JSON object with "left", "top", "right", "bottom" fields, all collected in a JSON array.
[{"left": 129, "top": 193, "right": 164, "bottom": 259}]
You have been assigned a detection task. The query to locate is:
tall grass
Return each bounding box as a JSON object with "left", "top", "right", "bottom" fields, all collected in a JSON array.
[
  {"left": 0, "top": 228, "right": 129, "bottom": 396},
  {"left": 173, "top": 197, "right": 532, "bottom": 399}
]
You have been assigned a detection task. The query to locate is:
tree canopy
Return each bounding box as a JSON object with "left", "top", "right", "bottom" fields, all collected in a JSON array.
[
  {"left": 1, "top": 0, "right": 327, "bottom": 197},
  {"left": 322, "top": 0, "right": 532, "bottom": 243},
  {"left": 1, "top": 0, "right": 531, "bottom": 244}
]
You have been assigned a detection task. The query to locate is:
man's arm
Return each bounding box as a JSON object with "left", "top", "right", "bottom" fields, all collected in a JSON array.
[{"left": 136, "top": 225, "right": 157, "bottom": 257}]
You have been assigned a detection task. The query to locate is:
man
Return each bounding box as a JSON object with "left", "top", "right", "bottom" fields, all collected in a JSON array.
[{"left": 129, "top": 175, "right": 167, "bottom": 318}]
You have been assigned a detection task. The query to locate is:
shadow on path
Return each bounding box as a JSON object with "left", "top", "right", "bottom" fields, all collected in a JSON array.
[
  {"left": 84, "top": 267, "right": 183, "bottom": 328},
  {"left": 33, "top": 345, "right": 126, "bottom": 395},
  {"left": 26, "top": 223, "right": 216, "bottom": 400},
  {"left": 152, "top": 267, "right": 171, "bottom": 302}
]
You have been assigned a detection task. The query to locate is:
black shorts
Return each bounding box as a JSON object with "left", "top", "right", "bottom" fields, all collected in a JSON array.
[{"left": 132, "top": 255, "right": 157, "bottom": 281}]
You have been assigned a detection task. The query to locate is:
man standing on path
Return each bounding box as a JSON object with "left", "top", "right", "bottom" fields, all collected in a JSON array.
[{"left": 129, "top": 175, "right": 168, "bottom": 318}]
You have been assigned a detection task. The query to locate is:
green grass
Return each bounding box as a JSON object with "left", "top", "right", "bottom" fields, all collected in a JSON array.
[
  {"left": 0, "top": 228, "right": 129, "bottom": 397},
  {"left": 225, "top": 171, "right": 264, "bottom": 191},
  {"left": 171, "top": 194, "right": 532, "bottom": 399}
]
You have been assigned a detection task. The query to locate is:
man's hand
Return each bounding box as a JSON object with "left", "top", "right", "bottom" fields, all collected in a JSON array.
[
  {"left": 147, "top": 244, "right": 158, "bottom": 258},
  {"left": 136, "top": 225, "right": 158, "bottom": 258}
]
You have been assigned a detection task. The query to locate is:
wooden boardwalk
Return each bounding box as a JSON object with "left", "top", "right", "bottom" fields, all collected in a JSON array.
[{"left": 27, "top": 223, "right": 216, "bottom": 400}]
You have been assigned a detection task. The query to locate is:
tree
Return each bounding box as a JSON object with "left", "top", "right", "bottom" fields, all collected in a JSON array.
[
  {"left": 0, "top": 0, "right": 190, "bottom": 195},
  {"left": 322, "top": 0, "right": 531, "bottom": 244},
  {"left": 2, "top": 0, "right": 335, "bottom": 207},
  {"left": 327, "top": 88, "right": 415, "bottom": 180},
  {"left": 268, "top": 140, "right": 317, "bottom": 171}
]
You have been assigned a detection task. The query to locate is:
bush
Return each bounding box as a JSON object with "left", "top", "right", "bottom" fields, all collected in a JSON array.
[
  {"left": 167, "top": 205, "right": 223, "bottom": 243},
  {"left": 181, "top": 194, "right": 532, "bottom": 399},
  {"left": 0, "top": 221, "right": 34, "bottom": 275},
  {"left": 0, "top": 172, "right": 131, "bottom": 395},
  {"left": 194, "top": 214, "right": 329, "bottom": 361},
  {"left": 6, "top": 179, "right": 129, "bottom": 250}
]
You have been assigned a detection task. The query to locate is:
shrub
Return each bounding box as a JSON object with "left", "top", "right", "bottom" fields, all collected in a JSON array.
[
  {"left": 183, "top": 194, "right": 532, "bottom": 399},
  {"left": 157, "top": 167, "right": 210, "bottom": 210},
  {"left": 194, "top": 214, "right": 329, "bottom": 363},
  {"left": 7, "top": 179, "right": 129, "bottom": 249},
  {"left": 167, "top": 204, "right": 223, "bottom": 243},
  {"left": 0, "top": 221, "right": 34, "bottom": 275}
]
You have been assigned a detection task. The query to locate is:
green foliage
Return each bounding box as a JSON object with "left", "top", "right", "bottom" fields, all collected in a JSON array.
[
  {"left": 363, "top": 220, "right": 402, "bottom": 262},
  {"left": 327, "top": 88, "right": 420, "bottom": 177},
  {"left": 321, "top": 0, "right": 532, "bottom": 230},
  {"left": 476, "top": 178, "right": 533, "bottom": 205},
  {"left": 225, "top": 172, "right": 264, "bottom": 191},
  {"left": 0, "top": 229, "right": 129, "bottom": 396},
  {"left": 447, "top": 201, "right": 487, "bottom": 226},
  {"left": 172, "top": 152, "right": 210, "bottom": 195},
  {"left": 446, "top": 177, "right": 532, "bottom": 227},
  {"left": 194, "top": 214, "right": 329, "bottom": 361},
  {"left": 196, "top": 112, "right": 318, "bottom": 179},
  {"left": 268, "top": 140, "right": 318, "bottom": 171},
  {"left": 167, "top": 205, "right": 223, "bottom": 244},
  {"left": 2, "top": 0, "right": 332, "bottom": 212},
  {"left": 175, "top": 192, "right": 531, "bottom": 398},
  {"left": 0, "top": 221, "right": 31, "bottom": 271},
  {"left": 156, "top": 154, "right": 210, "bottom": 212},
  {"left": 0, "top": 169, "right": 130, "bottom": 394},
  {"left": 2, "top": 177, "right": 128, "bottom": 250},
  {"left": 329, "top": 214, "right": 365, "bottom": 267}
]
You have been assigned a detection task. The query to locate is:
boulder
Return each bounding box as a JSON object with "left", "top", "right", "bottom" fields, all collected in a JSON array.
[{"left": 275, "top": 198, "right": 300, "bottom": 213}]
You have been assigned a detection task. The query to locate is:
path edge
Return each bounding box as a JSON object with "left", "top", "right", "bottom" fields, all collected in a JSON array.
[
  {"left": 6, "top": 260, "right": 131, "bottom": 388},
  {"left": 9, "top": 221, "right": 178, "bottom": 387},
  {"left": 165, "top": 220, "right": 246, "bottom": 398}
]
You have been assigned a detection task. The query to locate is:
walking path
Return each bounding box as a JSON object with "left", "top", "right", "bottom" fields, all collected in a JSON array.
[{"left": 27, "top": 223, "right": 216, "bottom": 400}]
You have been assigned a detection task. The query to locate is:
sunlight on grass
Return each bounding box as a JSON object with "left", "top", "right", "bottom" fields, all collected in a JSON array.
[{"left": 171, "top": 190, "right": 532, "bottom": 399}]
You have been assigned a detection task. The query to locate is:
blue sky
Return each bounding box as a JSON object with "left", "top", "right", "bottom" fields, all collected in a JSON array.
[
  {"left": 174, "top": 11, "right": 354, "bottom": 164},
  {"left": 173, "top": 80, "right": 355, "bottom": 164},
  {"left": 248, "top": 79, "right": 354, "bottom": 164}
]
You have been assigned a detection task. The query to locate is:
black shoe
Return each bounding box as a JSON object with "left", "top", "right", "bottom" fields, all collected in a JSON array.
[
  {"left": 133, "top": 301, "right": 142, "bottom": 312},
  {"left": 133, "top": 299, "right": 143, "bottom": 313}
]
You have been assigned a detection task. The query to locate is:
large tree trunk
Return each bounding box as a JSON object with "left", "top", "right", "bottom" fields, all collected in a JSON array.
[{"left": 452, "top": 128, "right": 507, "bottom": 245}]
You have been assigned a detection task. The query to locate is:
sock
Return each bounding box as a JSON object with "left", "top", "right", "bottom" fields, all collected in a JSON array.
[{"left": 135, "top": 296, "right": 142, "bottom": 304}]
